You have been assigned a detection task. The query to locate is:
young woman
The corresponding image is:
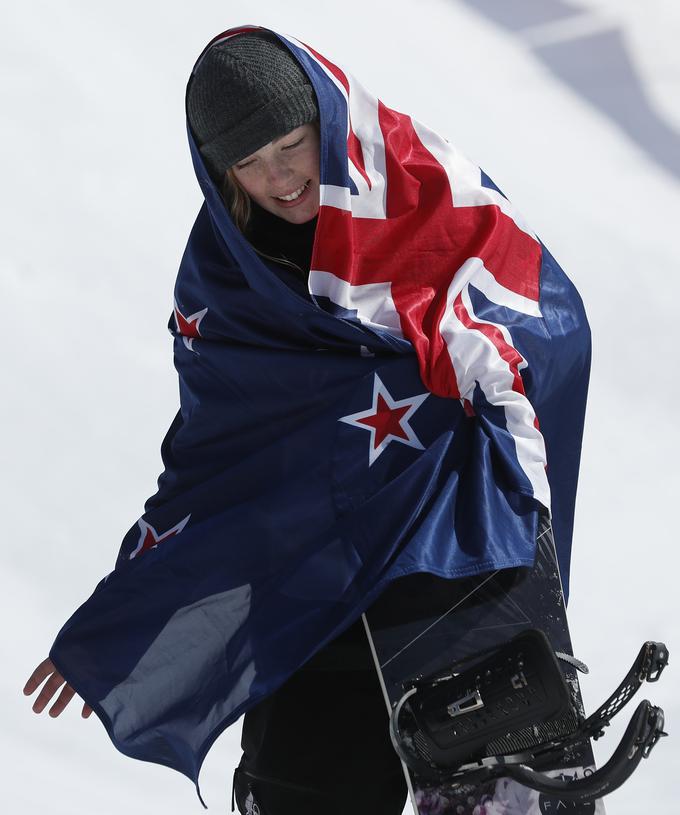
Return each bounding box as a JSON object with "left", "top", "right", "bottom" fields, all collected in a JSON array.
[{"left": 24, "top": 25, "right": 591, "bottom": 815}]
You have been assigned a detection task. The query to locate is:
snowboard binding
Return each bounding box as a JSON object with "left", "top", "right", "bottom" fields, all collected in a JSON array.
[{"left": 389, "top": 629, "right": 668, "bottom": 804}]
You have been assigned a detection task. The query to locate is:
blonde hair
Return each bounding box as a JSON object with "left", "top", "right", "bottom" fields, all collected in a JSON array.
[
  {"left": 220, "top": 167, "right": 304, "bottom": 275},
  {"left": 221, "top": 168, "right": 252, "bottom": 233}
]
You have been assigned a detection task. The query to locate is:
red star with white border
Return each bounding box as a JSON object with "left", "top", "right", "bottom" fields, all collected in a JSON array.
[
  {"left": 128, "top": 515, "right": 191, "bottom": 560},
  {"left": 339, "top": 374, "right": 429, "bottom": 466},
  {"left": 173, "top": 300, "right": 208, "bottom": 352}
]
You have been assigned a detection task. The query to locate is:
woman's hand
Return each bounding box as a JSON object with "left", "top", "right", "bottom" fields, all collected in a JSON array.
[{"left": 23, "top": 657, "right": 93, "bottom": 718}]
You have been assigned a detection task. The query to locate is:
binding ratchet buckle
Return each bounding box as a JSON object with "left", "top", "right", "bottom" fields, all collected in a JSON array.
[{"left": 389, "top": 630, "right": 668, "bottom": 804}]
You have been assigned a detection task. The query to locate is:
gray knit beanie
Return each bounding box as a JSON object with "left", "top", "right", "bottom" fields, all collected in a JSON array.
[{"left": 187, "top": 32, "right": 319, "bottom": 181}]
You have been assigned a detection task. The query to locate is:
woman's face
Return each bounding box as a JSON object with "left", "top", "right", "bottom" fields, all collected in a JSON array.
[{"left": 230, "top": 123, "right": 320, "bottom": 224}]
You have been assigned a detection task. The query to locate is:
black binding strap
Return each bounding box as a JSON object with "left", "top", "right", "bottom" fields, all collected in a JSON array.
[
  {"left": 501, "top": 701, "right": 666, "bottom": 802},
  {"left": 583, "top": 641, "right": 668, "bottom": 739}
]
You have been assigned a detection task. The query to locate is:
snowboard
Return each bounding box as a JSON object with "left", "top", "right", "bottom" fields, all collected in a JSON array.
[{"left": 362, "top": 515, "right": 605, "bottom": 815}]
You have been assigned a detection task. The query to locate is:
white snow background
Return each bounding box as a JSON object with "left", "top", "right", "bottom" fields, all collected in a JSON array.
[{"left": 3, "top": 1, "right": 679, "bottom": 813}]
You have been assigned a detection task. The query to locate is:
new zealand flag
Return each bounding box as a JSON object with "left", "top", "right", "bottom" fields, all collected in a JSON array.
[{"left": 49, "top": 25, "right": 591, "bottom": 794}]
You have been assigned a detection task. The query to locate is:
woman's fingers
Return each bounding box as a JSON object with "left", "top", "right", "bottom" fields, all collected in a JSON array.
[
  {"left": 23, "top": 657, "right": 56, "bottom": 697},
  {"left": 31, "top": 670, "right": 67, "bottom": 714},
  {"left": 25, "top": 656, "right": 93, "bottom": 719},
  {"left": 49, "top": 682, "right": 77, "bottom": 717}
]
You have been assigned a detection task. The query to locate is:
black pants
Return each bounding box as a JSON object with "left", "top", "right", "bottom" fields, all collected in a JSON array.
[
  {"left": 232, "top": 571, "right": 512, "bottom": 814},
  {"left": 233, "top": 617, "right": 407, "bottom": 815}
]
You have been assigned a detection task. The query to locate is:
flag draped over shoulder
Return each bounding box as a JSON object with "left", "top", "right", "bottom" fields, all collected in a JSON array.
[{"left": 49, "top": 26, "right": 590, "bottom": 793}]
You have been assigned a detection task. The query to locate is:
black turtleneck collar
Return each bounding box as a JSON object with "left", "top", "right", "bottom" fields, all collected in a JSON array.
[{"left": 245, "top": 200, "right": 318, "bottom": 281}]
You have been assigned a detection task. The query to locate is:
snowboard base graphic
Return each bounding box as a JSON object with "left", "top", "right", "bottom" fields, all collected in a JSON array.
[{"left": 363, "top": 518, "right": 605, "bottom": 815}]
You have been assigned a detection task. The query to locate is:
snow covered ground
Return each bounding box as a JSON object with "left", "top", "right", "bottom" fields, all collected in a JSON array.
[{"left": 3, "top": 1, "right": 678, "bottom": 813}]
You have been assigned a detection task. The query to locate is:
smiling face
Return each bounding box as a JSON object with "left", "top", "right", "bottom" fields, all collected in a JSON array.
[{"left": 230, "top": 123, "right": 320, "bottom": 224}]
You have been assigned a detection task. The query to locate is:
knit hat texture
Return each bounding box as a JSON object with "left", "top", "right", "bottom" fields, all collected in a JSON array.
[{"left": 187, "top": 32, "right": 318, "bottom": 181}]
